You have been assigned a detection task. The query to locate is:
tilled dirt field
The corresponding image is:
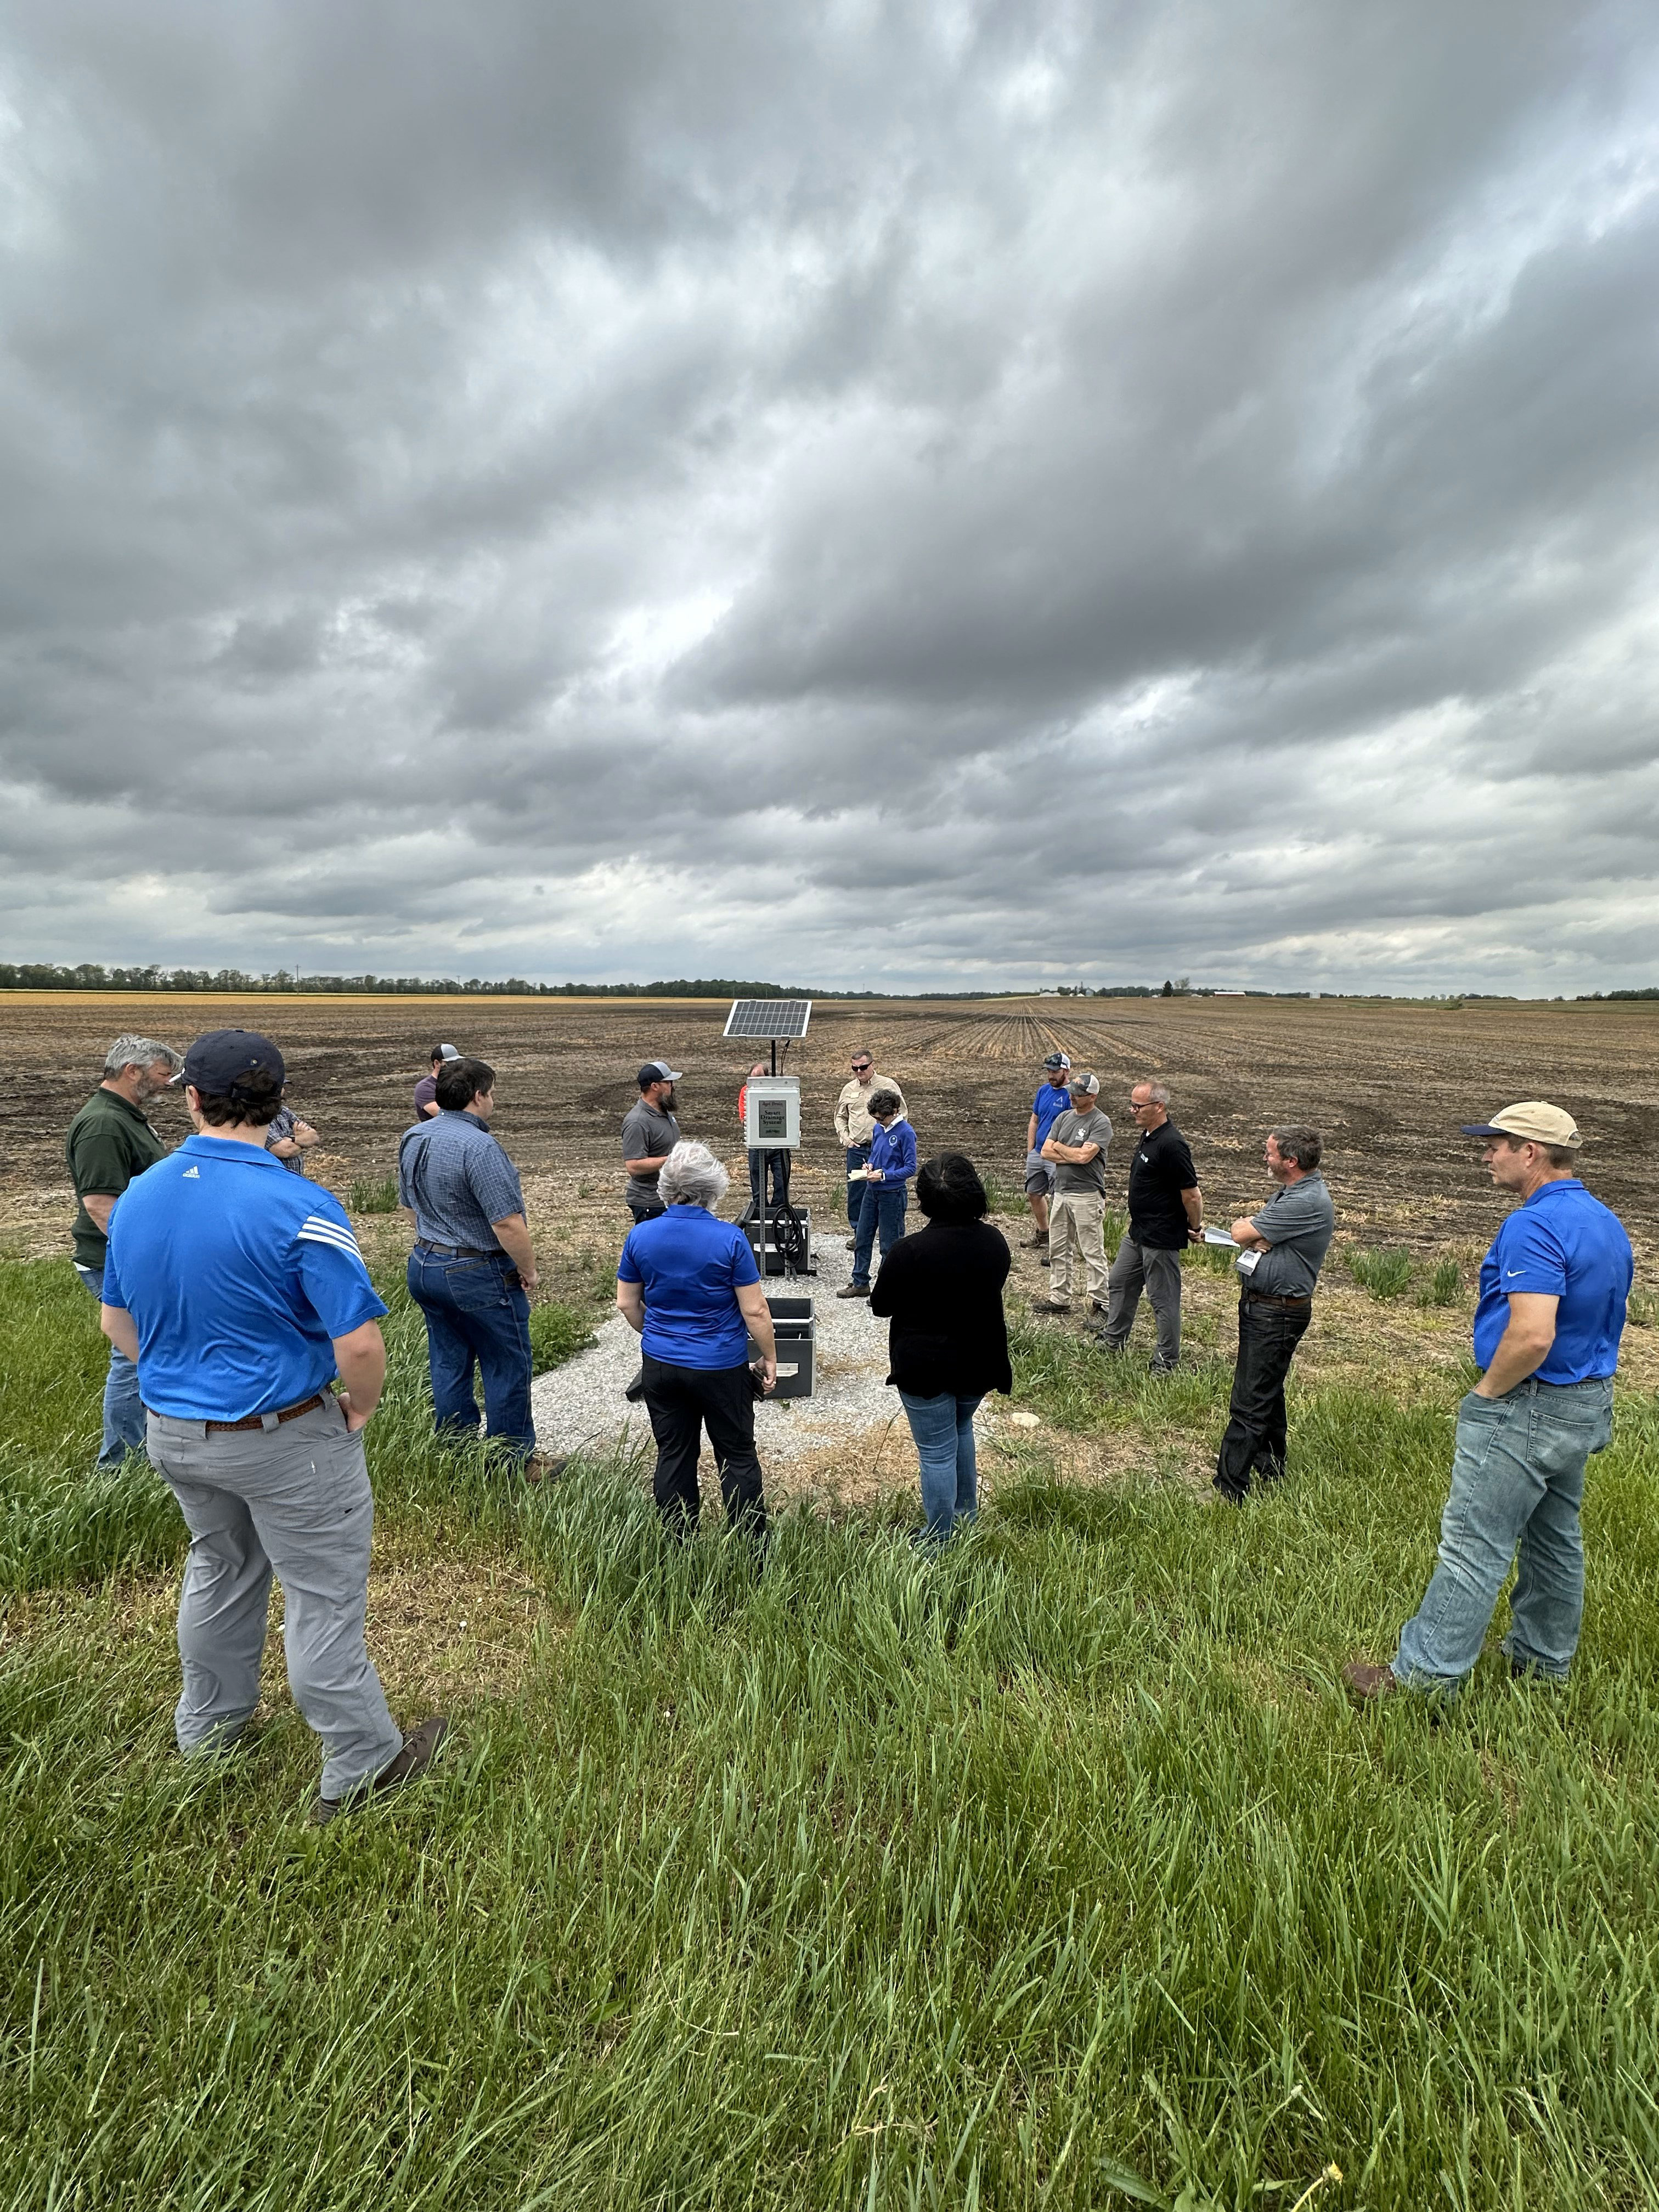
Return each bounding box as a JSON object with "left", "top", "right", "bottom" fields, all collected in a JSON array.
[{"left": 4, "top": 990, "right": 1656, "bottom": 1260}]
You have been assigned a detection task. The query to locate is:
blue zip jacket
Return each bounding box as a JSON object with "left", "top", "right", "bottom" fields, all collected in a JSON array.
[{"left": 868, "top": 1116, "right": 917, "bottom": 1186}]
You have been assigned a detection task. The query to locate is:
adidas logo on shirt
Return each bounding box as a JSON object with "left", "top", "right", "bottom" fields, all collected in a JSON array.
[
  {"left": 183, "top": 1166, "right": 200, "bottom": 1179},
  {"left": 297, "top": 1213, "right": 365, "bottom": 1265}
]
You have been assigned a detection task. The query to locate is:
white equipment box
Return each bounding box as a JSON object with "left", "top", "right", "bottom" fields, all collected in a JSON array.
[{"left": 743, "top": 1075, "right": 801, "bottom": 1150}]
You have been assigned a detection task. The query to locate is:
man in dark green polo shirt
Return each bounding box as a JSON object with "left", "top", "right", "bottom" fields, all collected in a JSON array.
[{"left": 66, "top": 1031, "right": 181, "bottom": 1467}]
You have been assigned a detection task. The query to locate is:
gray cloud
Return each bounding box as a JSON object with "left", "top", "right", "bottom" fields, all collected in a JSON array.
[{"left": 2, "top": 0, "right": 1658, "bottom": 991}]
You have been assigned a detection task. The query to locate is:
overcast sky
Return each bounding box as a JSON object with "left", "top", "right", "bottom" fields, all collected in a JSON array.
[{"left": 3, "top": 2, "right": 1657, "bottom": 993}]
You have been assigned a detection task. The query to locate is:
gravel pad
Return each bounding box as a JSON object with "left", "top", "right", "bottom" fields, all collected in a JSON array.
[{"left": 531, "top": 1217, "right": 932, "bottom": 1464}]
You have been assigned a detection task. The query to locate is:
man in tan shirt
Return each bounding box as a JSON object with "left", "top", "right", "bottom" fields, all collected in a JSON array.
[{"left": 835, "top": 1050, "right": 906, "bottom": 1252}]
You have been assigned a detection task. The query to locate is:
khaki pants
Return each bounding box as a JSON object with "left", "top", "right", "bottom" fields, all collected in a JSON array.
[{"left": 1048, "top": 1192, "right": 1107, "bottom": 1304}]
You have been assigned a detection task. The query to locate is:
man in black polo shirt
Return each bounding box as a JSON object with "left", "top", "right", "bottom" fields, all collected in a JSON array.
[
  {"left": 1094, "top": 1081, "right": 1201, "bottom": 1373},
  {"left": 66, "top": 1030, "right": 182, "bottom": 1467}
]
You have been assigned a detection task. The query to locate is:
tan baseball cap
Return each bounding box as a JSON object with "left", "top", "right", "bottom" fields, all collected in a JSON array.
[{"left": 1460, "top": 1101, "right": 1581, "bottom": 1147}]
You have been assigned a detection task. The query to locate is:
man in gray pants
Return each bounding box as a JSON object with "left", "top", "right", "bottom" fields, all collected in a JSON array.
[
  {"left": 99, "top": 1028, "right": 445, "bottom": 1826},
  {"left": 1094, "top": 1081, "right": 1202, "bottom": 1372}
]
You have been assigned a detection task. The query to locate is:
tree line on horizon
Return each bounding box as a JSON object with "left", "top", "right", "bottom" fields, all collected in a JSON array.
[{"left": 1, "top": 960, "right": 1648, "bottom": 1002}]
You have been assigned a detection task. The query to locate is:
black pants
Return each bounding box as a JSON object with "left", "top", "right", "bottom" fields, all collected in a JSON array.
[
  {"left": 746, "top": 1149, "right": 789, "bottom": 1215},
  {"left": 641, "top": 1355, "right": 768, "bottom": 1539},
  {"left": 629, "top": 1199, "right": 666, "bottom": 1226},
  {"left": 1215, "top": 1294, "right": 1312, "bottom": 1500}
]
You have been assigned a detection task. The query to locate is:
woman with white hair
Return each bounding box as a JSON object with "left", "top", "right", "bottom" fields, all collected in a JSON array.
[{"left": 616, "top": 1138, "right": 777, "bottom": 1539}]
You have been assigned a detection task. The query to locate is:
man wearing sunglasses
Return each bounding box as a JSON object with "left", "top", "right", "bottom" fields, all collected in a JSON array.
[{"left": 835, "top": 1051, "right": 906, "bottom": 1252}]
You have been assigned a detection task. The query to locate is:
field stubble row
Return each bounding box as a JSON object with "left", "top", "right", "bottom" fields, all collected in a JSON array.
[{"left": 3, "top": 992, "right": 1657, "bottom": 1264}]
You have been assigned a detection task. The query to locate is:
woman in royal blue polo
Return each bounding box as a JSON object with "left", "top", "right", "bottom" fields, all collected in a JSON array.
[{"left": 616, "top": 1139, "right": 778, "bottom": 1540}]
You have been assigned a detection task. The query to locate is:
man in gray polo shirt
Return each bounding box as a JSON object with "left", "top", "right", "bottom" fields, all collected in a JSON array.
[
  {"left": 1216, "top": 1124, "right": 1335, "bottom": 1502},
  {"left": 398, "top": 1054, "right": 555, "bottom": 1474},
  {"left": 622, "top": 1060, "right": 682, "bottom": 1224},
  {"left": 1031, "top": 1073, "right": 1113, "bottom": 1317}
]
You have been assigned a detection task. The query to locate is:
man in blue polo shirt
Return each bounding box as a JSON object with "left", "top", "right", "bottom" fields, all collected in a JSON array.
[
  {"left": 1024, "top": 1052, "right": 1072, "bottom": 1259},
  {"left": 1345, "top": 1101, "right": 1633, "bottom": 1702},
  {"left": 100, "top": 1029, "right": 445, "bottom": 1825}
]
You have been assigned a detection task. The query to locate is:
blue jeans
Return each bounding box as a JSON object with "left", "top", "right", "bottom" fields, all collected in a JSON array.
[
  {"left": 845, "top": 1145, "right": 871, "bottom": 1233},
  {"left": 852, "top": 1183, "right": 906, "bottom": 1288},
  {"left": 75, "top": 1262, "right": 146, "bottom": 1468},
  {"left": 1393, "top": 1375, "right": 1615, "bottom": 1689},
  {"left": 407, "top": 1247, "right": 537, "bottom": 1462},
  {"left": 900, "top": 1391, "right": 982, "bottom": 1542}
]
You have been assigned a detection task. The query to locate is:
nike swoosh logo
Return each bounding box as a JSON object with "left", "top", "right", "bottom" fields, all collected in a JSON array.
[{"left": 1505, "top": 1268, "right": 1525, "bottom": 1277}]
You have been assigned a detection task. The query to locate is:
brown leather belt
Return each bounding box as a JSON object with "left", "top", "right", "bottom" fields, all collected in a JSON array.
[{"left": 145, "top": 1393, "right": 328, "bottom": 1433}]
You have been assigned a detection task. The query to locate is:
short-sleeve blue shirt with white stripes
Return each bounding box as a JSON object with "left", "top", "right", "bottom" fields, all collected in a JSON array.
[{"left": 101, "top": 1132, "right": 388, "bottom": 1421}]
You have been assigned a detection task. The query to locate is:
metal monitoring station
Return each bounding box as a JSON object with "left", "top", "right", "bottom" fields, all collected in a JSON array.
[{"left": 724, "top": 998, "right": 815, "bottom": 1397}]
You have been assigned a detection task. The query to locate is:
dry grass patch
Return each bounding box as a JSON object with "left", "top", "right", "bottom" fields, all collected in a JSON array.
[{"left": 0, "top": 1539, "right": 557, "bottom": 1710}]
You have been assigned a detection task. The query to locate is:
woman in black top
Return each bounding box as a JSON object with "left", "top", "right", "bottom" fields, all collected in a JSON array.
[{"left": 870, "top": 1153, "right": 1012, "bottom": 1543}]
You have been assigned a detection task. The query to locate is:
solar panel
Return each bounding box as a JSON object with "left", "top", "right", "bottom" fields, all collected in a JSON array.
[{"left": 724, "top": 998, "right": 813, "bottom": 1041}]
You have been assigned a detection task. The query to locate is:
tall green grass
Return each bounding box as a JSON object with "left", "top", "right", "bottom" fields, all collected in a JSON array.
[
  {"left": 1348, "top": 1247, "right": 1413, "bottom": 1300},
  {"left": 1417, "top": 1257, "right": 1464, "bottom": 1308},
  {"left": 0, "top": 1261, "right": 181, "bottom": 1588},
  {"left": 5, "top": 1257, "right": 1659, "bottom": 2205},
  {"left": 527, "top": 1300, "right": 596, "bottom": 1375},
  {"left": 348, "top": 1173, "right": 400, "bottom": 1215}
]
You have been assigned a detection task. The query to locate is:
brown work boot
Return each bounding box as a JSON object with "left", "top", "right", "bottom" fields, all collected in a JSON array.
[
  {"left": 1341, "top": 1661, "right": 1397, "bottom": 1704},
  {"left": 523, "top": 1452, "right": 568, "bottom": 1483},
  {"left": 1024, "top": 1229, "right": 1049, "bottom": 1248},
  {"left": 836, "top": 1282, "right": 871, "bottom": 1300},
  {"left": 309, "top": 1716, "right": 449, "bottom": 1827},
  {"left": 1029, "top": 1296, "right": 1072, "bottom": 1315}
]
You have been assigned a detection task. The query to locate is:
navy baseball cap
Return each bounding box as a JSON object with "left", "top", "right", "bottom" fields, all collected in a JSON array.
[
  {"left": 175, "top": 1029, "right": 286, "bottom": 1092},
  {"left": 1043, "top": 1051, "right": 1071, "bottom": 1071},
  {"left": 637, "top": 1059, "right": 683, "bottom": 1087}
]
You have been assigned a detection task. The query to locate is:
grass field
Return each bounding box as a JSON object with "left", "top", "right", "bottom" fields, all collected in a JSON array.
[{"left": 3, "top": 995, "right": 1657, "bottom": 2206}]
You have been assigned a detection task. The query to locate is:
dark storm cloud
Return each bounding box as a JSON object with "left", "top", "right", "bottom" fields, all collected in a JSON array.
[{"left": 2, "top": 0, "right": 1658, "bottom": 991}]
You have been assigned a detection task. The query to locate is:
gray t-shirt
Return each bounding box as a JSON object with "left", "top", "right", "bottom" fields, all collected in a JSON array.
[
  {"left": 622, "top": 1100, "right": 680, "bottom": 1209},
  {"left": 1246, "top": 1171, "right": 1335, "bottom": 1296},
  {"left": 1050, "top": 1108, "right": 1113, "bottom": 1197}
]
